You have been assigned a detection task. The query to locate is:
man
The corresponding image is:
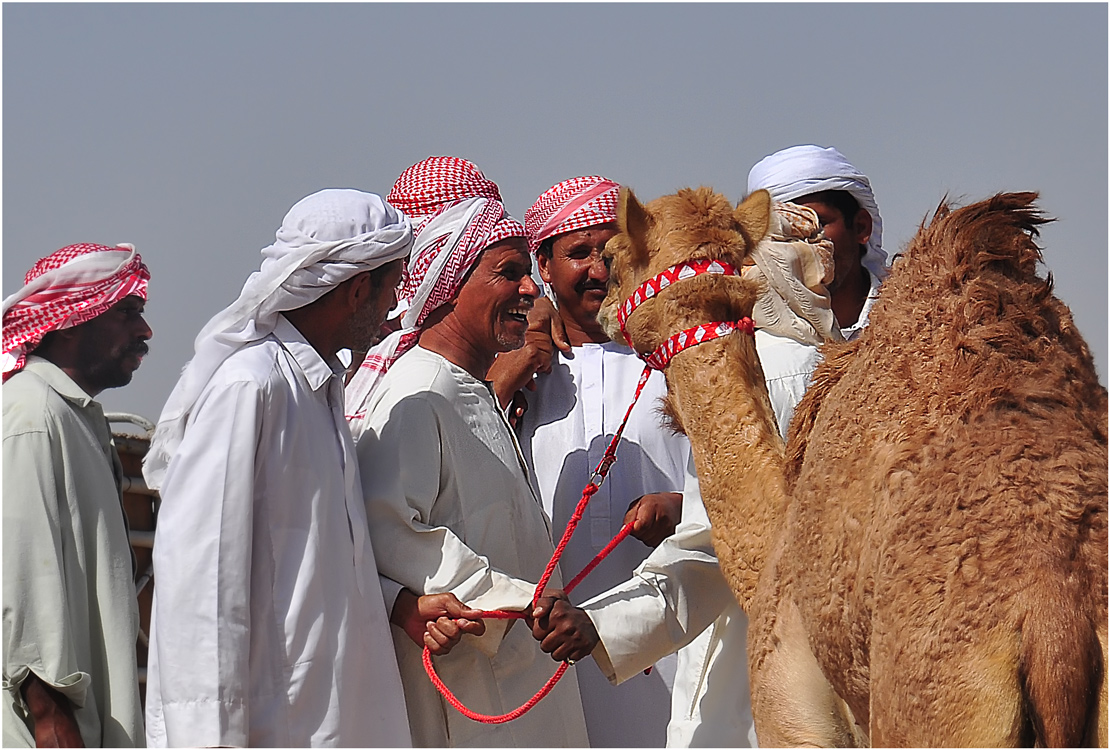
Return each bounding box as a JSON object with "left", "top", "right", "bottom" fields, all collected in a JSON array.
[
  {"left": 353, "top": 193, "right": 589, "bottom": 747},
  {"left": 494, "top": 175, "right": 692, "bottom": 747},
  {"left": 531, "top": 151, "right": 889, "bottom": 746},
  {"left": 346, "top": 155, "right": 505, "bottom": 433},
  {"left": 3, "top": 242, "right": 152, "bottom": 747},
  {"left": 340, "top": 156, "right": 505, "bottom": 382},
  {"left": 747, "top": 143, "right": 889, "bottom": 339},
  {"left": 143, "top": 189, "right": 479, "bottom": 747}
]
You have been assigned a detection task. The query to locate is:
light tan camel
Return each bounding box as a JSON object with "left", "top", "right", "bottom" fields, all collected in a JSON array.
[{"left": 599, "top": 187, "right": 1108, "bottom": 747}]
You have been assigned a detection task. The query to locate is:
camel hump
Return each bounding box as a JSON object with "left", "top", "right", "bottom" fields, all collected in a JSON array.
[
  {"left": 1019, "top": 574, "right": 1105, "bottom": 746},
  {"left": 921, "top": 191, "right": 1053, "bottom": 283}
]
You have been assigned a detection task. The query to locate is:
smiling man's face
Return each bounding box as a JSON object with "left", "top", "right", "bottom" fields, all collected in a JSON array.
[
  {"left": 538, "top": 223, "right": 617, "bottom": 335},
  {"left": 452, "top": 237, "right": 538, "bottom": 354}
]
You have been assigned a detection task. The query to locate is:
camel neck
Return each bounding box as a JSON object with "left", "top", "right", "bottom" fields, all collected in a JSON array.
[{"left": 665, "top": 331, "right": 789, "bottom": 609}]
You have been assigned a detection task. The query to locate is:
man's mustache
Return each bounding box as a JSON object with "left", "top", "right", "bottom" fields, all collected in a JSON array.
[{"left": 127, "top": 341, "right": 150, "bottom": 357}]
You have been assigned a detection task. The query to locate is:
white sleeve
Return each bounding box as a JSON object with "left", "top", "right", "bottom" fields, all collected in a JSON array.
[
  {"left": 359, "top": 394, "right": 536, "bottom": 657},
  {"left": 765, "top": 370, "right": 811, "bottom": 439},
  {"left": 150, "top": 380, "right": 263, "bottom": 748},
  {"left": 580, "top": 453, "right": 735, "bottom": 684}
]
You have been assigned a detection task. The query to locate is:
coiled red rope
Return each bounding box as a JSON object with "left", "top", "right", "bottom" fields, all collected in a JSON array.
[{"left": 422, "top": 366, "right": 653, "bottom": 724}]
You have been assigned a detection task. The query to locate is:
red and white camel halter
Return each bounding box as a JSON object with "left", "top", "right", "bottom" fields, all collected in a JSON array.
[
  {"left": 616, "top": 258, "right": 755, "bottom": 370},
  {"left": 425, "top": 256, "right": 757, "bottom": 725}
]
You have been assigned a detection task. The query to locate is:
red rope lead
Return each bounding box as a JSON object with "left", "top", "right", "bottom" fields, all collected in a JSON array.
[
  {"left": 565, "top": 521, "right": 635, "bottom": 593},
  {"left": 423, "top": 647, "right": 570, "bottom": 724},
  {"left": 422, "top": 366, "right": 654, "bottom": 725}
]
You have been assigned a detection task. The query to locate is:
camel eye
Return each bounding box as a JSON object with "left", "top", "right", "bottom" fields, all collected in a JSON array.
[{"left": 604, "top": 257, "right": 619, "bottom": 286}]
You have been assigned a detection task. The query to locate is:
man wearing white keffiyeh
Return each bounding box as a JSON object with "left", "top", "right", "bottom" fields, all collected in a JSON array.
[
  {"left": 142, "top": 189, "right": 483, "bottom": 747},
  {"left": 747, "top": 144, "right": 888, "bottom": 339}
]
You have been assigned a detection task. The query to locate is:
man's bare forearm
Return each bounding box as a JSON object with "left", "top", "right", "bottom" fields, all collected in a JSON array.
[{"left": 22, "top": 673, "right": 84, "bottom": 748}]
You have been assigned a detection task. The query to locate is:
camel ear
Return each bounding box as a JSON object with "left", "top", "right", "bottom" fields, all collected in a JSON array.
[
  {"left": 618, "top": 186, "right": 653, "bottom": 265},
  {"left": 734, "top": 189, "right": 772, "bottom": 245}
]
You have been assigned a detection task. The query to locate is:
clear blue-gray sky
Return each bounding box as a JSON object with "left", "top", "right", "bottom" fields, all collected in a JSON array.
[{"left": 4, "top": 3, "right": 1107, "bottom": 422}]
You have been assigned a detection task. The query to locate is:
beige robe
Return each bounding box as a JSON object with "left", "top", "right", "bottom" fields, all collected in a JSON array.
[{"left": 3, "top": 357, "right": 143, "bottom": 747}]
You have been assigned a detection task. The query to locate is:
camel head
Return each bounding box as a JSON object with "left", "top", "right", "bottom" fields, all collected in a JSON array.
[{"left": 600, "top": 186, "right": 773, "bottom": 359}]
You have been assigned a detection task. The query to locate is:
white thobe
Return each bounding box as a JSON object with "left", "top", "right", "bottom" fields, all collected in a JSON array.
[
  {"left": 583, "top": 456, "right": 756, "bottom": 748},
  {"left": 518, "top": 342, "right": 689, "bottom": 747},
  {"left": 840, "top": 271, "right": 883, "bottom": 341},
  {"left": 3, "top": 358, "right": 143, "bottom": 747},
  {"left": 545, "top": 334, "right": 820, "bottom": 748},
  {"left": 146, "top": 316, "right": 409, "bottom": 748},
  {"left": 756, "top": 329, "right": 824, "bottom": 439},
  {"left": 357, "top": 346, "right": 588, "bottom": 748}
]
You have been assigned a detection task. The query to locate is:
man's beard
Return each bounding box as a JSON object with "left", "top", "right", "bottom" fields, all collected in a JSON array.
[
  {"left": 87, "top": 340, "right": 149, "bottom": 390},
  {"left": 347, "top": 307, "right": 383, "bottom": 353}
]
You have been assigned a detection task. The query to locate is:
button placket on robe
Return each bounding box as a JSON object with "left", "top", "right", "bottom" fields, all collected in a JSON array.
[
  {"left": 580, "top": 347, "right": 610, "bottom": 550},
  {"left": 487, "top": 380, "right": 543, "bottom": 510}
]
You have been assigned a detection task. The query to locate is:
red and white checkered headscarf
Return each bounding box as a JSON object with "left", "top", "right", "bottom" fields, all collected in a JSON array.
[
  {"left": 2, "top": 243, "right": 150, "bottom": 380},
  {"left": 345, "top": 196, "right": 525, "bottom": 436},
  {"left": 387, "top": 156, "right": 503, "bottom": 320},
  {"left": 388, "top": 156, "right": 502, "bottom": 233},
  {"left": 524, "top": 176, "right": 621, "bottom": 255}
]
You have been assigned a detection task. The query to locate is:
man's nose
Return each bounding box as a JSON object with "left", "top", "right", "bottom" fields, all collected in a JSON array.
[
  {"left": 520, "top": 273, "right": 540, "bottom": 298},
  {"left": 136, "top": 316, "right": 153, "bottom": 340},
  {"left": 588, "top": 251, "right": 609, "bottom": 280}
]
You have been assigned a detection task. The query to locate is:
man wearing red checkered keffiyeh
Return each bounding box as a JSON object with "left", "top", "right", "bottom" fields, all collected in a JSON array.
[
  {"left": 2, "top": 242, "right": 150, "bottom": 380},
  {"left": 3, "top": 242, "right": 152, "bottom": 748},
  {"left": 345, "top": 193, "right": 523, "bottom": 434},
  {"left": 350, "top": 185, "right": 591, "bottom": 746},
  {"left": 514, "top": 177, "right": 708, "bottom": 748}
]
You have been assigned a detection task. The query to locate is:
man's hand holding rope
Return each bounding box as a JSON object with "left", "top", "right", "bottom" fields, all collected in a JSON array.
[
  {"left": 526, "top": 589, "right": 600, "bottom": 664},
  {"left": 391, "top": 589, "right": 487, "bottom": 657}
]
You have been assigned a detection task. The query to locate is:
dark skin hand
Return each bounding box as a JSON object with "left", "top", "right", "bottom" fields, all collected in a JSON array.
[
  {"left": 488, "top": 296, "right": 570, "bottom": 414},
  {"left": 623, "top": 492, "right": 683, "bottom": 548},
  {"left": 505, "top": 390, "right": 530, "bottom": 431},
  {"left": 526, "top": 589, "right": 601, "bottom": 663},
  {"left": 390, "top": 589, "right": 487, "bottom": 657},
  {"left": 21, "top": 674, "right": 84, "bottom": 748}
]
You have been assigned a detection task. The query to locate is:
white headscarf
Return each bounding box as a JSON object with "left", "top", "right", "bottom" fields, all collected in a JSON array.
[
  {"left": 144, "top": 189, "right": 413, "bottom": 488},
  {"left": 747, "top": 145, "right": 888, "bottom": 280}
]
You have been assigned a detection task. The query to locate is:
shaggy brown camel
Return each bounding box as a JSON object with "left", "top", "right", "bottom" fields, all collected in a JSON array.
[{"left": 599, "top": 187, "right": 1108, "bottom": 747}]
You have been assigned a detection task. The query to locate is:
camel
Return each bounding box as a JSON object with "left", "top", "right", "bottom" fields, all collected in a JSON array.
[{"left": 598, "top": 186, "right": 1108, "bottom": 746}]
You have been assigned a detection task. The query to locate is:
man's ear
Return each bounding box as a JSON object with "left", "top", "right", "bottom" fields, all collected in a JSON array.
[
  {"left": 345, "top": 271, "right": 373, "bottom": 314},
  {"left": 617, "top": 187, "right": 653, "bottom": 267},
  {"left": 537, "top": 252, "right": 554, "bottom": 284},
  {"left": 853, "top": 208, "right": 873, "bottom": 246},
  {"left": 733, "top": 189, "right": 772, "bottom": 246}
]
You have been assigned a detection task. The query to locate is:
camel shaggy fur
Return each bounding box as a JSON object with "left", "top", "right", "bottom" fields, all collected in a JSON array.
[{"left": 599, "top": 187, "right": 1108, "bottom": 747}]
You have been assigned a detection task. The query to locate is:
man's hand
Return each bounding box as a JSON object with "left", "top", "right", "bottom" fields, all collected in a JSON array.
[
  {"left": 526, "top": 589, "right": 600, "bottom": 663},
  {"left": 390, "top": 589, "right": 487, "bottom": 657},
  {"left": 505, "top": 390, "right": 529, "bottom": 430},
  {"left": 22, "top": 674, "right": 84, "bottom": 748},
  {"left": 488, "top": 296, "right": 573, "bottom": 413},
  {"left": 623, "top": 492, "right": 683, "bottom": 548},
  {"left": 488, "top": 328, "right": 555, "bottom": 411},
  {"left": 527, "top": 296, "right": 572, "bottom": 355}
]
